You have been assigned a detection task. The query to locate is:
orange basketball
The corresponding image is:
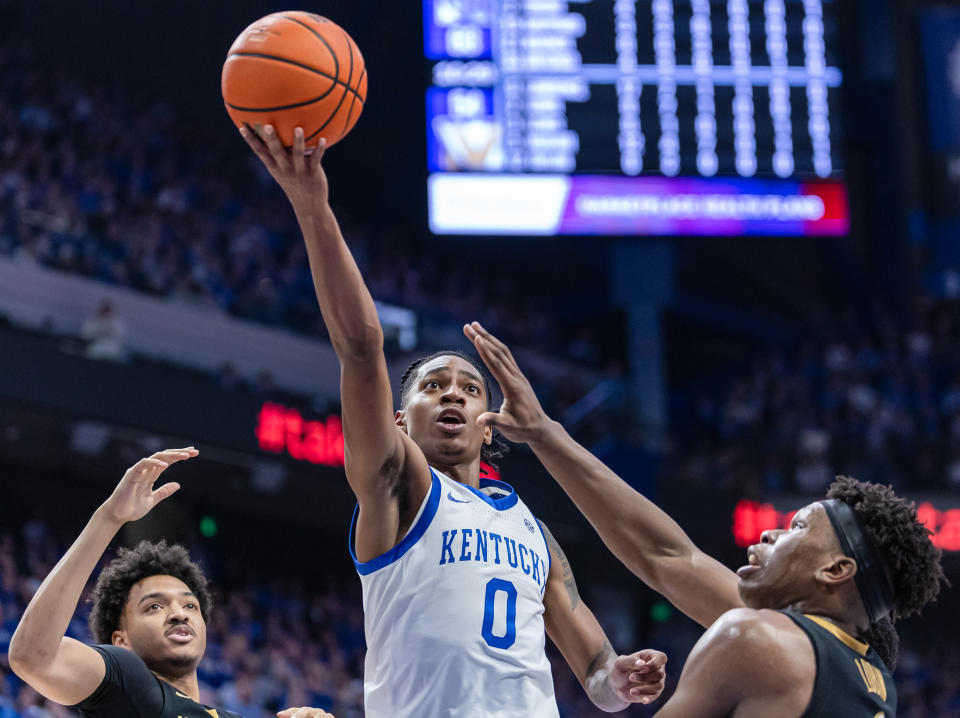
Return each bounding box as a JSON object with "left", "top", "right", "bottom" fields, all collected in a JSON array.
[{"left": 221, "top": 11, "right": 367, "bottom": 149}]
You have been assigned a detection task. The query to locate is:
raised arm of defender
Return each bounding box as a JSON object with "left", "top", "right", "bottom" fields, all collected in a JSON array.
[
  {"left": 240, "top": 126, "right": 430, "bottom": 562},
  {"left": 8, "top": 449, "right": 197, "bottom": 706},
  {"left": 464, "top": 322, "right": 743, "bottom": 628}
]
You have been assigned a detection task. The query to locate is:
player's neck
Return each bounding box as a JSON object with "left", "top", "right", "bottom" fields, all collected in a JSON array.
[
  {"left": 431, "top": 460, "right": 481, "bottom": 488},
  {"left": 155, "top": 669, "right": 201, "bottom": 702},
  {"left": 792, "top": 598, "right": 869, "bottom": 641},
  {"left": 804, "top": 612, "right": 862, "bottom": 639}
]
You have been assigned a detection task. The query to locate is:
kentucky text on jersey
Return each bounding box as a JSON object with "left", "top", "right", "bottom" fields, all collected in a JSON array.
[{"left": 439, "top": 528, "right": 546, "bottom": 588}]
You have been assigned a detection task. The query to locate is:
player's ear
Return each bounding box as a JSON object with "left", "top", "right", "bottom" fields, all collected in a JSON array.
[
  {"left": 111, "top": 629, "right": 128, "bottom": 647},
  {"left": 816, "top": 554, "right": 856, "bottom": 587},
  {"left": 482, "top": 423, "right": 493, "bottom": 445},
  {"left": 395, "top": 410, "right": 408, "bottom": 433}
]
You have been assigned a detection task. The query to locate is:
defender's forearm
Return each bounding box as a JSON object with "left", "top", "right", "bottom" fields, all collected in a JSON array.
[
  {"left": 530, "top": 421, "right": 743, "bottom": 628},
  {"left": 9, "top": 507, "right": 122, "bottom": 670},
  {"left": 529, "top": 421, "right": 697, "bottom": 581}
]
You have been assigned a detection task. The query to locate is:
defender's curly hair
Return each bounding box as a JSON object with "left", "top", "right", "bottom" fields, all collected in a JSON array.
[
  {"left": 399, "top": 350, "right": 510, "bottom": 468},
  {"left": 827, "top": 477, "right": 947, "bottom": 668},
  {"left": 88, "top": 540, "right": 213, "bottom": 645}
]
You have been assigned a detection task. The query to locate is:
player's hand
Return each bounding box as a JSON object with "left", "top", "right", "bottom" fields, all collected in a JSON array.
[
  {"left": 463, "top": 321, "right": 552, "bottom": 443},
  {"left": 239, "top": 123, "right": 330, "bottom": 210},
  {"left": 100, "top": 448, "right": 198, "bottom": 524},
  {"left": 277, "top": 708, "right": 336, "bottom": 718},
  {"left": 609, "top": 649, "right": 667, "bottom": 705}
]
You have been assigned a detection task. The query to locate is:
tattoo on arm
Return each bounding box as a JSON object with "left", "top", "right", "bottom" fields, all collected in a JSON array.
[
  {"left": 540, "top": 521, "right": 580, "bottom": 610},
  {"left": 584, "top": 638, "right": 626, "bottom": 710},
  {"left": 586, "top": 639, "right": 615, "bottom": 679}
]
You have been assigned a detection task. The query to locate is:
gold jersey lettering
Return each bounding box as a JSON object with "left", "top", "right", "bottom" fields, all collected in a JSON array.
[{"left": 855, "top": 658, "right": 887, "bottom": 701}]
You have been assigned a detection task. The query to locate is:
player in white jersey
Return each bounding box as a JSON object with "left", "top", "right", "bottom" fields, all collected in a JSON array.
[{"left": 241, "top": 125, "right": 668, "bottom": 716}]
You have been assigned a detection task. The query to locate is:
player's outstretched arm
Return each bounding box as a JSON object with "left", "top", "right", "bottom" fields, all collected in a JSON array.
[
  {"left": 8, "top": 448, "right": 197, "bottom": 706},
  {"left": 240, "top": 126, "right": 430, "bottom": 561},
  {"left": 277, "top": 707, "right": 336, "bottom": 717},
  {"left": 540, "top": 522, "right": 667, "bottom": 710},
  {"left": 651, "top": 608, "right": 813, "bottom": 718},
  {"left": 464, "top": 321, "right": 742, "bottom": 628}
]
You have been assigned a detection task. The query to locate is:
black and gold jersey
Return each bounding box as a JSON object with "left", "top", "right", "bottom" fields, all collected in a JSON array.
[
  {"left": 783, "top": 611, "right": 897, "bottom": 718},
  {"left": 71, "top": 645, "right": 242, "bottom": 718}
]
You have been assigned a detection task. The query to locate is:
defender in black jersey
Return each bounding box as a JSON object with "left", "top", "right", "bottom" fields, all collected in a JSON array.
[
  {"left": 783, "top": 611, "right": 896, "bottom": 717},
  {"left": 74, "top": 644, "right": 243, "bottom": 718},
  {"left": 461, "top": 323, "right": 946, "bottom": 717},
  {"left": 8, "top": 449, "right": 335, "bottom": 718}
]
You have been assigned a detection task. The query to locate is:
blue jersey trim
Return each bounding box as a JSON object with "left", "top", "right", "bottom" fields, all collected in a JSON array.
[
  {"left": 465, "top": 477, "right": 520, "bottom": 511},
  {"left": 348, "top": 469, "right": 441, "bottom": 576},
  {"left": 535, "top": 519, "right": 552, "bottom": 595}
]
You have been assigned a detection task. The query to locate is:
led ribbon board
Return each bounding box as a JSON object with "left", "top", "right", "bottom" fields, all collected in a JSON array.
[{"left": 425, "top": 0, "right": 848, "bottom": 237}]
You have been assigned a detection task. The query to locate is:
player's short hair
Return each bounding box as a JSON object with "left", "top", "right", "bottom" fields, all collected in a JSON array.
[
  {"left": 827, "top": 477, "right": 947, "bottom": 668},
  {"left": 399, "top": 350, "right": 508, "bottom": 467},
  {"left": 88, "top": 540, "right": 213, "bottom": 645}
]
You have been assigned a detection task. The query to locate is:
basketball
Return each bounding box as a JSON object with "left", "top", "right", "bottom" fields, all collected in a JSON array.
[{"left": 221, "top": 11, "right": 367, "bottom": 149}]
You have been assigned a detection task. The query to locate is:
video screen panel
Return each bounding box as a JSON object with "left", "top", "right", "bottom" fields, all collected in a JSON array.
[{"left": 425, "top": 0, "right": 849, "bottom": 236}]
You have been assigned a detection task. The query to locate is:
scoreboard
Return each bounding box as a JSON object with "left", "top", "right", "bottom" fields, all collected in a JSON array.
[{"left": 425, "top": 0, "right": 849, "bottom": 236}]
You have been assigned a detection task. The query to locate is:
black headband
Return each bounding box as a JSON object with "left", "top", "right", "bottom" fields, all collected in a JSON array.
[{"left": 821, "top": 499, "right": 895, "bottom": 624}]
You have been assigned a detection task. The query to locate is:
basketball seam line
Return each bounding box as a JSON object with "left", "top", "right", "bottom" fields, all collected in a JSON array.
[
  {"left": 225, "top": 52, "right": 365, "bottom": 106},
  {"left": 307, "top": 27, "right": 354, "bottom": 143},
  {"left": 339, "top": 66, "right": 365, "bottom": 143},
  {"left": 332, "top": 27, "right": 358, "bottom": 143},
  {"left": 280, "top": 13, "right": 340, "bottom": 82}
]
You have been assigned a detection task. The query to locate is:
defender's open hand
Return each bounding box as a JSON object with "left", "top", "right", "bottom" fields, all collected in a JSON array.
[
  {"left": 610, "top": 649, "right": 668, "bottom": 705},
  {"left": 277, "top": 708, "right": 336, "bottom": 718},
  {"left": 463, "top": 321, "right": 552, "bottom": 444},
  {"left": 101, "top": 447, "right": 198, "bottom": 524},
  {"left": 239, "top": 124, "right": 330, "bottom": 210}
]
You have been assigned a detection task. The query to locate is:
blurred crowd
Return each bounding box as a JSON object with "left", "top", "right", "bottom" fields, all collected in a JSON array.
[
  {"left": 0, "top": 46, "right": 619, "bottom": 373},
  {"left": 670, "top": 296, "right": 960, "bottom": 496},
  {"left": 0, "top": 520, "right": 957, "bottom": 717}
]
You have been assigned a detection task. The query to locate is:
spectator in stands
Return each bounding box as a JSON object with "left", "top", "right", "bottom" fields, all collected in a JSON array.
[{"left": 80, "top": 300, "right": 127, "bottom": 362}]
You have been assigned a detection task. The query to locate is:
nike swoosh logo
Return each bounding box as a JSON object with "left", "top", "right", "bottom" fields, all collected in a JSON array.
[{"left": 448, "top": 491, "right": 472, "bottom": 503}]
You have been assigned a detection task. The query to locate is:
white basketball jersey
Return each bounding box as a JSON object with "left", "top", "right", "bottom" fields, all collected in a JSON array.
[{"left": 350, "top": 468, "right": 559, "bottom": 718}]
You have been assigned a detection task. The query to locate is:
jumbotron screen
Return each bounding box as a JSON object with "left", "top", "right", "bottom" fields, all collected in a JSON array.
[{"left": 424, "top": 0, "right": 849, "bottom": 237}]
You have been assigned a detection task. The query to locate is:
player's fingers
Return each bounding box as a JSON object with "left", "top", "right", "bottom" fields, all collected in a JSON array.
[
  {"left": 292, "top": 127, "right": 306, "bottom": 174},
  {"left": 151, "top": 446, "right": 197, "bottom": 457},
  {"left": 150, "top": 448, "right": 198, "bottom": 466},
  {"left": 130, "top": 458, "right": 168, "bottom": 476},
  {"left": 630, "top": 679, "right": 665, "bottom": 702},
  {"left": 469, "top": 321, "right": 520, "bottom": 370},
  {"left": 635, "top": 648, "right": 668, "bottom": 670},
  {"left": 472, "top": 333, "right": 509, "bottom": 376},
  {"left": 151, "top": 482, "right": 181, "bottom": 503},
  {"left": 467, "top": 326, "right": 511, "bottom": 374},
  {"left": 465, "top": 326, "right": 510, "bottom": 379},
  {"left": 634, "top": 669, "right": 666, "bottom": 684},
  {"left": 476, "top": 411, "right": 506, "bottom": 429},
  {"left": 239, "top": 125, "right": 277, "bottom": 168},
  {"left": 470, "top": 325, "right": 524, "bottom": 383},
  {"left": 629, "top": 669, "right": 665, "bottom": 684},
  {"left": 310, "top": 137, "right": 328, "bottom": 172},
  {"left": 262, "top": 125, "right": 291, "bottom": 169}
]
